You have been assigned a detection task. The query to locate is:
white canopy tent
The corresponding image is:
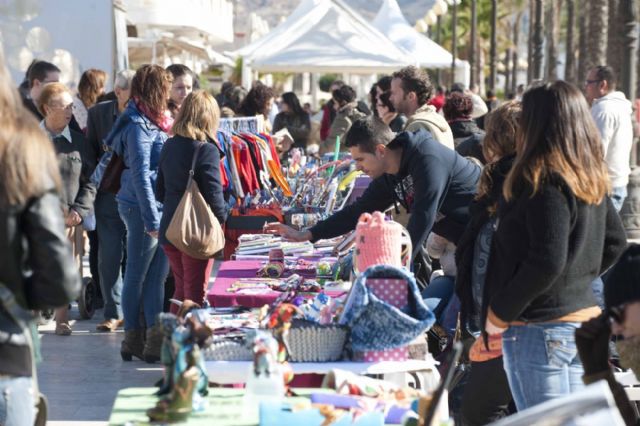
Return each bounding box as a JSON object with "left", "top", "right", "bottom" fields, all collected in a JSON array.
[
  {"left": 372, "top": 0, "right": 469, "bottom": 85},
  {"left": 231, "top": 0, "right": 414, "bottom": 90}
]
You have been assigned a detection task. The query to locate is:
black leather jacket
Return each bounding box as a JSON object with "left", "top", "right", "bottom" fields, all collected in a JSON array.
[{"left": 0, "top": 188, "right": 80, "bottom": 376}]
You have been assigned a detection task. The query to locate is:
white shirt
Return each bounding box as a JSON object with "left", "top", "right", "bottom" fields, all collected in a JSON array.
[
  {"left": 591, "top": 91, "right": 634, "bottom": 188},
  {"left": 40, "top": 120, "right": 72, "bottom": 143}
]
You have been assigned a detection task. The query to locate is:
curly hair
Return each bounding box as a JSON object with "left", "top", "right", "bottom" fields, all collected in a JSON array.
[
  {"left": 238, "top": 82, "right": 274, "bottom": 117},
  {"left": 476, "top": 101, "right": 521, "bottom": 205},
  {"left": 392, "top": 66, "right": 433, "bottom": 105},
  {"left": 443, "top": 92, "right": 473, "bottom": 121},
  {"left": 78, "top": 68, "right": 107, "bottom": 108},
  {"left": 130, "top": 64, "right": 173, "bottom": 118}
]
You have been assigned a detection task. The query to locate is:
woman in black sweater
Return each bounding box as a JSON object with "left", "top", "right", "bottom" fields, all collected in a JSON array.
[
  {"left": 156, "top": 91, "right": 227, "bottom": 312},
  {"left": 483, "top": 81, "right": 627, "bottom": 411}
]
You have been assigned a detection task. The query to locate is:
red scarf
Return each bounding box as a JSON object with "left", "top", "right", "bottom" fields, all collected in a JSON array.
[{"left": 135, "top": 98, "right": 174, "bottom": 133}]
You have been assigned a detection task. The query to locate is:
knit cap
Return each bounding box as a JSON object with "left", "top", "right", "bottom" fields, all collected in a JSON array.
[
  {"left": 355, "top": 212, "right": 402, "bottom": 272},
  {"left": 605, "top": 244, "right": 640, "bottom": 309}
]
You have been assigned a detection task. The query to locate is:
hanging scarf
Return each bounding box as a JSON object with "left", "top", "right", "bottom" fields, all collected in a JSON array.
[{"left": 134, "top": 98, "right": 174, "bottom": 133}]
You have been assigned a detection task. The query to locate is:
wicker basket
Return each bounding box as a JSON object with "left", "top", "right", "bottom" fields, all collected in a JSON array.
[
  {"left": 203, "top": 338, "right": 253, "bottom": 361},
  {"left": 285, "top": 319, "right": 349, "bottom": 362}
]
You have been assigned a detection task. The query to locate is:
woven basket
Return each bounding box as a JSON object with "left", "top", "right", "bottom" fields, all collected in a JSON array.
[
  {"left": 285, "top": 319, "right": 348, "bottom": 362},
  {"left": 203, "top": 338, "right": 253, "bottom": 361}
]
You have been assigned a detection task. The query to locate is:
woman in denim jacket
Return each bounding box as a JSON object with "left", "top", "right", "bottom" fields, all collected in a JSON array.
[{"left": 104, "top": 65, "right": 174, "bottom": 363}]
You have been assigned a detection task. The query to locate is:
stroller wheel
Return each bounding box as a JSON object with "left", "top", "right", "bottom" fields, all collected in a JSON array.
[{"left": 78, "top": 277, "right": 96, "bottom": 319}]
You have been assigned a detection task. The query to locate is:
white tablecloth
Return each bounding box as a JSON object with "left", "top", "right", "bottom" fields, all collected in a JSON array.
[{"left": 206, "top": 358, "right": 441, "bottom": 391}]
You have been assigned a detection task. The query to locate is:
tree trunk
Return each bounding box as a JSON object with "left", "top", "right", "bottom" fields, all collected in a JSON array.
[
  {"left": 527, "top": 0, "right": 535, "bottom": 83},
  {"left": 546, "top": 0, "right": 560, "bottom": 80},
  {"left": 564, "top": 0, "right": 576, "bottom": 83},
  {"left": 607, "top": 0, "right": 621, "bottom": 77},
  {"left": 533, "top": 0, "right": 545, "bottom": 80},
  {"left": 470, "top": 0, "right": 478, "bottom": 89},
  {"left": 490, "top": 0, "right": 498, "bottom": 91},
  {"left": 620, "top": 0, "right": 638, "bottom": 102},
  {"left": 586, "top": 0, "right": 609, "bottom": 71},
  {"left": 505, "top": 47, "right": 512, "bottom": 94},
  {"left": 512, "top": 12, "right": 522, "bottom": 93},
  {"left": 451, "top": 0, "right": 458, "bottom": 86},
  {"left": 577, "top": 0, "right": 589, "bottom": 82}
]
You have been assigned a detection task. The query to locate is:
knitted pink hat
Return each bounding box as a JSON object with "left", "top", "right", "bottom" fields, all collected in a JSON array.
[{"left": 355, "top": 212, "right": 403, "bottom": 272}]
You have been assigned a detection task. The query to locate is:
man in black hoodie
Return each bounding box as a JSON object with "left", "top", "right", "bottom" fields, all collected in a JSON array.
[{"left": 265, "top": 116, "right": 481, "bottom": 261}]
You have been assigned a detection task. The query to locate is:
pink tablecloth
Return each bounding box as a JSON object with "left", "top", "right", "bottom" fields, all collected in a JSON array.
[{"left": 207, "top": 260, "right": 342, "bottom": 308}]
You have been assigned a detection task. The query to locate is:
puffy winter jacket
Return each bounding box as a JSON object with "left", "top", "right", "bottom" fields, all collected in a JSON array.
[{"left": 105, "top": 101, "right": 168, "bottom": 232}]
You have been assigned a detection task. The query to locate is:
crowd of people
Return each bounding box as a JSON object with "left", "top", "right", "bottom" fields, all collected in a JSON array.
[{"left": 0, "top": 37, "right": 639, "bottom": 425}]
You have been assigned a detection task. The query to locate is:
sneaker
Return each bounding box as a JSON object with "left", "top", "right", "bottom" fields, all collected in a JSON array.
[
  {"left": 96, "top": 319, "right": 123, "bottom": 332},
  {"left": 55, "top": 322, "right": 72, "bottom": 336}
]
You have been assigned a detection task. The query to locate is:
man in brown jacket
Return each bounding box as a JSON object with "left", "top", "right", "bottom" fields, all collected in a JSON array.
[{"left": 389, "top": 66, "right": 454, "bottom": 149}]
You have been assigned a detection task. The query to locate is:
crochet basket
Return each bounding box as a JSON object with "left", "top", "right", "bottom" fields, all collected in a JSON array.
[
  {"left": 284, "top": 319, "right": 349, "bottom": 362},
  {"left": 203, "top": 338, "right": 253, "bottom": 361}
]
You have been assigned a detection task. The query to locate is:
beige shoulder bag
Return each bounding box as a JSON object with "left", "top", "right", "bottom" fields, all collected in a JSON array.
[{"left": 166, "top": 142, "right": 225, "bottom": 259}]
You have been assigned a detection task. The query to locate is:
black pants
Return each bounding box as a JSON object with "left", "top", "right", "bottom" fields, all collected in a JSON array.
[{"left": 461, "top": 357, "right": 515, "bottom": 426}]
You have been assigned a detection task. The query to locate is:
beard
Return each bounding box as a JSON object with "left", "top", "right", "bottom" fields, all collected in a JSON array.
[{"left": 615, "top": 336, "right": 640, "bottom": 381}]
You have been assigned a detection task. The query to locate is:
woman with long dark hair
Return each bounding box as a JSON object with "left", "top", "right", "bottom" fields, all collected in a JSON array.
[
  {"left": 273, "top": 91, "right": 310, "bottom": 150},
  {"left": 483, "top": 81, "right": 627, "bottom": 410},
  {"left": 104, "top": 64, "right": 174, "bottom": 363}
]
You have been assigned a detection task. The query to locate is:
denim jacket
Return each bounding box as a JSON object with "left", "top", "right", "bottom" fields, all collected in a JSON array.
[{"left": 104, "top": 101, "right": 167, "bottom": 231}]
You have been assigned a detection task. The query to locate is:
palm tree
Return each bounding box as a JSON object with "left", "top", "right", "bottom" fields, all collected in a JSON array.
[
  {"left": 620, "top": 0, "right": 638, "bottom": 100},
  {"left": 545, "top": 0, "right": 561, "bottom": 81},
  {"left": 470, "top": 0, "right": 478, "bottom": 88},
  {"left": 564, "top": 0, "right": 576, "bottom": 83},
  {"left": 532, "top": 0, "right": 545, "bottom": 80},
  {"left": 511, "top": 11, "right": 522, "bottom": 93},
  {"left": 490, "top": 0, "right": 498, "bottom": 90},
  {"left": 607, "top": 0, "right": 621, "bottom": 77},
  {"left": 586, "top": 0, "right": 609, "bottom": 71},
  {"left": 527, "top": 0, "right": 535, "bottom": 83},
  {"left": 577, "top": 0, "right": 589, "bottom": 82}
]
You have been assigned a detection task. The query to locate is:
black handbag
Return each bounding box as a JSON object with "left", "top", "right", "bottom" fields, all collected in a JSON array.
[{"left": 99, "top": 152, "right": 125, "bottom": 194}]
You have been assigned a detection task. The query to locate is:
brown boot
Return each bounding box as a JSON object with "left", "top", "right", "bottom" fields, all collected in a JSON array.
[
  {"left": 143, "top": 325, "right": 163, "bottom": 364},
  {"left": 121, "top": 329, "right": 145, "bottom": 361}
]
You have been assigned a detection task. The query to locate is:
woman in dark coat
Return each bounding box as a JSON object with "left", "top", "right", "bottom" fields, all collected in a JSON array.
[
  {"left": 157, "top": 90, "right": 227, "bottom": 313},
  {"left": 273, "top": 92, "right": 311, "bottom": 150}
]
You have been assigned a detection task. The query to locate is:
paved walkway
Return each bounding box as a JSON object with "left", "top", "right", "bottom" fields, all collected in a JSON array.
[{"left": 37, "top": 259, "right": 220, "bottom": 425}]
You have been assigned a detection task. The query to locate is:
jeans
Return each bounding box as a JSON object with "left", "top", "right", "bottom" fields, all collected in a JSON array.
[
  {"left": 502, "top": 322, "right": 584, "bottom": 411},
  {"left": 0, "top": 376, "right": 35, "bottom": 426},
  {"left": 163, "top": 244, "right": 214, "bottom": 314},
  {"left": 611, "top": 185, "right": 627, "bottom": 212},
  {"left": 118, "top": 203, "right": 169, "bottom": 330},
  {"left": 95, "top": 191, "right": 126, "bottom": 320},
  {"left": 421, "top": 275, "right": 455, "bottom": 324}
]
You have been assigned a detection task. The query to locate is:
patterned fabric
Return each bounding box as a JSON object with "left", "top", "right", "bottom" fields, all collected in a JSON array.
[{"left": 340, "top": 264, "right": 435, "bottom": 351}]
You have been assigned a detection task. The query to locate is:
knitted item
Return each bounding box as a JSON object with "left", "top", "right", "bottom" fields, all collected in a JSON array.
[{"left": 355, "top": 212, "right": 403, "bottom": 272}]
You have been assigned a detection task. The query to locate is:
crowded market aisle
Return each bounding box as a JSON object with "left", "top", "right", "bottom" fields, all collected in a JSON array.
[{"left": 36, "top": 258, "right": 220, "bottom": 424}]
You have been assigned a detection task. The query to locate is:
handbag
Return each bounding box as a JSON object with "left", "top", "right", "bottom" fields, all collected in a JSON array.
[
  {"left": 339, "top": 264, "right": 435, "bottom": 351},
  {"left": 166, "top": 142, "right": 225, "bottom": 259},
  {"left": 98, "top": 151, "right": 125, "bottom": 194}
]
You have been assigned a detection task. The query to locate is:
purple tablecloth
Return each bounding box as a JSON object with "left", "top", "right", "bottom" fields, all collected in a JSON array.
[{"left": 207, "top": 260, "right": 342, "bottom": 308}]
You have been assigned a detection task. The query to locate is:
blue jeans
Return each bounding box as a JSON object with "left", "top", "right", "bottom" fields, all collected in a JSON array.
[
  {"left": 502, "top": 322, "right": 584, "bottom": 411},
  {"left": 96, "top": 191, "right": 125, "bottom": 320},
  {"left": 0, "top": 376, "right": 35, "bottom": 426},
  {"left": 421, "top": 275, "right": 455, "bottom": 324},
  {"left": 118, "top": 203, "right": 169, "bottom": 330},
  {"left": 611, "top": 185, "right": 627, "bottom": 212}
]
